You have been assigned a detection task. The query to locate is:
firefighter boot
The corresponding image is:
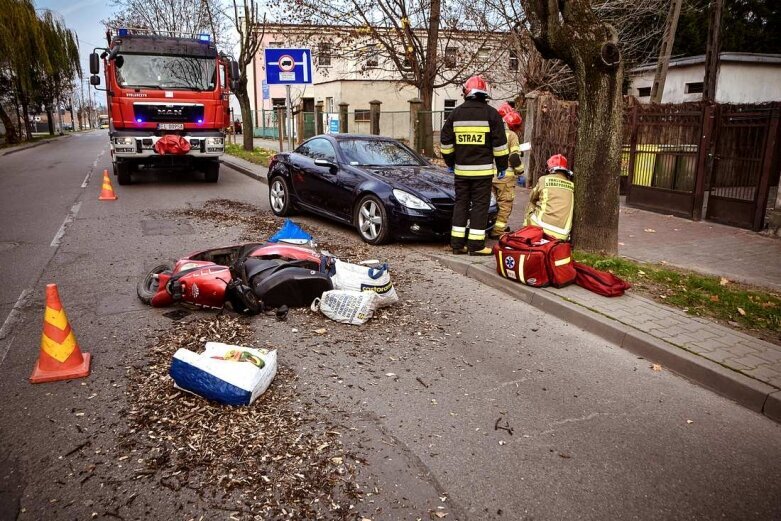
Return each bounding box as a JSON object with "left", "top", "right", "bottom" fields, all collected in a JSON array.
[{"left": 468, "top": 247, "right": 493, "bottom": 256}]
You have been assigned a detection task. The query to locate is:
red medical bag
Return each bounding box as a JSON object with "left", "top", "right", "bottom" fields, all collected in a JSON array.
[{"left": 493, "top": 226, "right": 576, "bottom": 288}]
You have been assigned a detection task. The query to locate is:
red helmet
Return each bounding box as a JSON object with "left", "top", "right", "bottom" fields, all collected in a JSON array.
[
  {"left": 462, "top": 75, "right": 489, "bottom": 98},
  {"left": 503, "top": 111, "right": 523, "bottom": 131},
  {"left": 497, "top": 102, "right": 513, "bottom": 118},
  {"left": 548, "top": 154, "right": 569, "bottom": 172}
]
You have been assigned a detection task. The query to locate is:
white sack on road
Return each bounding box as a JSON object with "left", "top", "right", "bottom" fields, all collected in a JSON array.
[
  {"left": 312, "top": 290, "right": 380, "bottom": 325},
  {"left": 329, "top": 260, "right": 399, "bottom": 308}
]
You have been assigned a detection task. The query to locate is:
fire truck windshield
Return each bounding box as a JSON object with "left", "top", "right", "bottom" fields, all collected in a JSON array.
[{"left": 115, "top": 53, "right": 216, "bottom": 91}]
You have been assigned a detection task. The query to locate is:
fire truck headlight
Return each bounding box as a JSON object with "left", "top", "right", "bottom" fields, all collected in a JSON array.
[{"left": 113, "top": 137, "right": 134, "bottom": 145}]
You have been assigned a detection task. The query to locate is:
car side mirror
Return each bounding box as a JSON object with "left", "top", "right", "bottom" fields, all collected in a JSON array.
[
  {"left": 90, "top": 75, "right": 101, "bottom": 86},
  {"left": 314, "top": 158, "right": 337, "bottom": 171},
  {"left": 89, "top": 53, "right": 100, "bottom": 74},
  {"left": 230, "top": 60, "right": 240, "bottom": 80}
]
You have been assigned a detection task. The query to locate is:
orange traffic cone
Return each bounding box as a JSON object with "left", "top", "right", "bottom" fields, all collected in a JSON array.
[
  {"left": 98, "top": 169, "right": 118, "bottom": 201},
  {"left": 30, "top": 284, "right": 91, "bottom": 384}
]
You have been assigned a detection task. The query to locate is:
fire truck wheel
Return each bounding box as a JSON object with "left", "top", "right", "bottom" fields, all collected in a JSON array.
[
  {"left": 115, "top": 161, "right": 131, "bottom": 185},
  {"left": 204, "top": 161, "right": 220, "bottom": 183}
]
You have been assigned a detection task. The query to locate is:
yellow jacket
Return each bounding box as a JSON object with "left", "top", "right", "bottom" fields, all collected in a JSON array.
[
  {"left": 503, "top": 128, "right": 524, "bottom": 178},
  {"left": 524, "top": 172, "right": 574, "bottom": 240}
]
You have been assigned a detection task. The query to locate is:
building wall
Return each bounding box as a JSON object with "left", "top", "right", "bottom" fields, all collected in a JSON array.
[
  {"left": 716, "top": 63, "right": 781, "bottom": 103},
  {"left": 630, "top": 61, "right": 781, "bottom": 104}
]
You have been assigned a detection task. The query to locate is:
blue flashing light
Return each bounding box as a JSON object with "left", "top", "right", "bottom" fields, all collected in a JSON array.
[
  {"left": 118, "top": 28, "right": 129, "bottom": 37},
  {"left": 198, "top": 33, "right": 210, "bottom": 43},
  {"left": 197, "top": 119, "right": 203, "bottom": 124},
  {"left": 136, "top": 118, "right": 143, "bottom": 123}
]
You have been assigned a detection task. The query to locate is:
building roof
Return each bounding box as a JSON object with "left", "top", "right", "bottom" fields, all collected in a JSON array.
[{"left": 632, "top": 52, "right": 781, "bottom": 73}]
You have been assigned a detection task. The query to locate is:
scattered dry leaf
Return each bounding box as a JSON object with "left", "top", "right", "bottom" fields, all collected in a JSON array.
[
  {"left": 686, "top": 420, "right": 694, "bottom": 424},
  {"left": 720, "top": 277, "right": 730, "bottom": 286},
  {"left": 644, "top": 228, "right": 656, "bottom": 233},
  {"left": 709, "top": 295, "right": 719, "bottom": 302},
  {"left": 313, "top": 328, "right": 327, "bottom": 335},
  {"left": 737, "top": 307, "right": 746, "bottom": 316},
  {"left": 651, "top": 364, "right": 662, "bottom": 372}
]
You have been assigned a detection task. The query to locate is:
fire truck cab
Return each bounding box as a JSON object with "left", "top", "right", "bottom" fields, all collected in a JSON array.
[{"left": 89, "top": 29, "right": 238, "bottom": 185}]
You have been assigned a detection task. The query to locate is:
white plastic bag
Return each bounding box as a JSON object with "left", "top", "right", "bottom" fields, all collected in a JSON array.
[
  {"left": 330, "top": 260, "right": 399, "bottom": 308},
  {"left": 169, "top": 342, "right": 278, "bottom": 406},
  {"left": 312, "top": 290, "right": 380, "bottom": 325}
]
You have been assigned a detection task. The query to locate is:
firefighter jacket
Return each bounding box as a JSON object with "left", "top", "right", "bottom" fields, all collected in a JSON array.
[
  {"left": 524, "top": 172, "right": 574, "bottom": 240},
  {"left": 440, "top": 99, "right": 509, "bottom": 177}
]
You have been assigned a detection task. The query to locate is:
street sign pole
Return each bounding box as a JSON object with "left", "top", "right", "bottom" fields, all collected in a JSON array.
[{"left": 286, "top": 85, "right": 293, "bottom": 151}]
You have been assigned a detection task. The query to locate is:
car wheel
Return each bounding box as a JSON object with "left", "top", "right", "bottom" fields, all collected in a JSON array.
[
  {"left": 355, "top": 195, "right": 390, "bottom": 245},
  {"left": 269, "top": 176, "right": 294, "bottom": 216},
  {"left": 137, "top": 263, "right": 172, "bottom": 305}
]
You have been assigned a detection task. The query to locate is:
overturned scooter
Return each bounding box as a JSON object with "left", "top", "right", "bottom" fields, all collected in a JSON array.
[{"left": 137, "top": 242, "right": 333, "bottom": 315}]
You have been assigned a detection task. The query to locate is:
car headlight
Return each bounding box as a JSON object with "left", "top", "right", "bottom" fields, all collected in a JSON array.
[
  {"left": 113, "top": 137, "right": 134, "bottom": 145},
  {"left": 393, "top": 189, "right": 433, "bottom": 210},
  {"left": 490, "top": 192, "right": 497, "bottom": 207},
  {"left": 206, "top": 137, "right": 224, "bottom": 146}
]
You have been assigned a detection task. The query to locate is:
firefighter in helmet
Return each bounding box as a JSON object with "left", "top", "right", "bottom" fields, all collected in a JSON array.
[
  {"left": 440, "top": 76, "right": 509, "bottom": 255},
  {"left": 524, "top": 154, "right": 574, "bottom": 241},
  {"left": 490, "top": 109, "right": 524, "bottom": 239}
]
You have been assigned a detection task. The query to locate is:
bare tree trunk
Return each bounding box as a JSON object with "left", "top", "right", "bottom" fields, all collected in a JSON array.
[
  {"left": 236, "top": 78, "right": 254, "bottom": 151},
  {"left": 419, "top": 83, "right": 434, "bottom": 156},
  {"left": 46, "top": 106, "right": 55, "bottom": 136},
  {"left": 571, "top": 62, "right": 623, "bottom": 254},
  {"left": 418, "top": 0, "right": 440, "bottom": 157},
  {"left": 0, "top": 104, "right": 19, "bottom": 144}
]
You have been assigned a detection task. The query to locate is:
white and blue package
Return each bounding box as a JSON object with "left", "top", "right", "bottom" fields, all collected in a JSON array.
[{"left": 169, "top": 342, "right": 278, "bottom": 406}]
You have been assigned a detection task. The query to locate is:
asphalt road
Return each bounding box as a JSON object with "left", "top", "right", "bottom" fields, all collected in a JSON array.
[{"left": 0, "top": 135, "right": 779, "bottom": 520}]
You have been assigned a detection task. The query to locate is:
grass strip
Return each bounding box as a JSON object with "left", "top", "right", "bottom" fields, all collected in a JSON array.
[
  {"left": 224, "top": 143, "right": 276, "bottom": 167},
  {"left": 574, "top": 252, "right": 780, "bottom": 343}
]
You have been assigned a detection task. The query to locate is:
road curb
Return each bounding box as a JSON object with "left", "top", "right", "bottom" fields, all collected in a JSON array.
[
  {"left": 430, "top": 253, "right": 781, "bottom": 424},
  {"left": 220, "top": 156, "right": 267, "bottom": 184},
  {"left": 0, "top": 133, "right": 72, "bottom": 157}
]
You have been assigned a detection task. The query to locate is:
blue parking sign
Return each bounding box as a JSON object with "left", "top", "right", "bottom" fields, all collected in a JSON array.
[{"left": 264, "top": 48, "right": 313, "bottom": 85}]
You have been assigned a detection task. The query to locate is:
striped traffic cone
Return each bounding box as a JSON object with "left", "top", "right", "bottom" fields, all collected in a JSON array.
[
  {"left": 98, "top": 169, "right": 118, "bottom": 201},
  {"left": 30, "top": 284, "right": 91, "bottom": 384}
]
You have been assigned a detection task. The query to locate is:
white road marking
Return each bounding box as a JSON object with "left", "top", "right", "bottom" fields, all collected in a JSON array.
[
  {"left": 50, "top": 201, "right": 82, "bottom": 248},
  {"left": 0, "top": 289, "right": 32, "bottom": 367},
  {"left": 81, "top": 148, "right": 106, "bottom": 188}
]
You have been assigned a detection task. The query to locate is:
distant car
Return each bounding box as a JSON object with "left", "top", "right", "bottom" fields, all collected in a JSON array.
[{"left": 266, "top": 134, "right": 497, "bottom": 244}]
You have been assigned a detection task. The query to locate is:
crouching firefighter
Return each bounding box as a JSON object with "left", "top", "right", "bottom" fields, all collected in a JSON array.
[
  {"left": 524, "top": 154, "right": 574, "bottom": 241},
  {"left": 440, "top": 75, "right": 509, "bottom": 255},
  {"left": 490, "top": 110, "right": 524, "bottom": 239}
]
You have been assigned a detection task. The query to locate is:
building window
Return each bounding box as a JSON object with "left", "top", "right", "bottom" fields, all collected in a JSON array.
[
  {"left": 637, "top": 86, "right": 651, "bottom": 97},
  {"left": 366, "top": 45, "right": 379, "bottom": 68},
  {"left": 444, "top": 99, "right": 456, "bottom": 119},
  {"left": 444, "top": 47, "right": 457, "bottom": 68},
  {"left": 355, "top": 109, "right": 371, "bottom": 122},
  {"left": 318, "top": 42, "right": 332, "bottom": 67},
  {"left": 326, "top": 97, "right": 334, "bottom": 113},
  {"left": 477, "top": 47, "right": 490, "bottom": 61},
  {"left": 685, "top": 82, "right": 704, "bottom": 94},
  {"left": 269, "top": 41, "right": 282, "bottom": 48},
  {"left": 509, "top": 50, "right": 518, "bottom": 71}
]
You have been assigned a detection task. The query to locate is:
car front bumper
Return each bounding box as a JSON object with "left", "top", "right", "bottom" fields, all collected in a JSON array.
[
  {"left": 389, "top": 204, "right": 498, "bottom": 242},
  {"left": 109, "top": 131, "right": 225, "bottom": 159}
]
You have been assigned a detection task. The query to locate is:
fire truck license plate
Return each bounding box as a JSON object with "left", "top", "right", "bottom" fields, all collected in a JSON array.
[{"left": 158, "top": 123, "right": 184, "bottom": 130}]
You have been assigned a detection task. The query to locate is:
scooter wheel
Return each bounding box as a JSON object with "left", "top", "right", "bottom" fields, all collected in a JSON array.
[{"left": 137, "top": 263, "right": 173, "bottom": 305}]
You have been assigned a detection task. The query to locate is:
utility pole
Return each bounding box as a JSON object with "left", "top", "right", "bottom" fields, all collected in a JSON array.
[
  {"left": 650, "top": 0, "right": 683, "bottom": 103},
  {"left": 703, "top": 0, "right": 724, "bottom": 103}
]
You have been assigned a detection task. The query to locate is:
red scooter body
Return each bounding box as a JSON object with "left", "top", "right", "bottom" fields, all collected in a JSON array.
[{"left": 143, "top": 243, "right": 322, "bottom": 309}]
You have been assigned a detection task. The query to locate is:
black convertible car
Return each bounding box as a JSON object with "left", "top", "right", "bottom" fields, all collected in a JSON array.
[{"left": 266, "top": 134, "right": 497, "bottom": 244}]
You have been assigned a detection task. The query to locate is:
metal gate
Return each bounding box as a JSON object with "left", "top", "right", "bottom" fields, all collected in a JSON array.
[
  {"left": 706, "top": 104, "right": 780, "bottom": 230},
  {"left": 625, "top": 104, "right": 708, "bottom": 219}
]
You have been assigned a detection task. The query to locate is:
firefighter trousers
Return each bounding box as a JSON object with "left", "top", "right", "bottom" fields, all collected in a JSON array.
[
  {"left": 451, "top": 176, "right": 493, "bottom": 252},
  {"left": 491, "top": 175, "right": 515, "bottom": 235}
]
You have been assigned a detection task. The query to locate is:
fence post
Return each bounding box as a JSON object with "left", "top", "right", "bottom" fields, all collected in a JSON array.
[
  {"left": 693, "top": 103, "right": 716, "bottom": 220},
  {"left": 339, "top": 102, "right": 349, "bottom": 133},
  {"left": 369, "top": 100, "right": 382, "bottom": 136},
  {"left": 752, "top": 104, "right": 780, "bottom": 230},
  {"left": 521, "top": 92, "right": 537, "bottom": 187},
  {"left": 295, "top": 103, "right": 304, "bottom": 146},
  {"left": 315, "top": 101, "right": 324, "bottom": 135},
  {"left": 408, "top": 98, "right": 422, "bottom": 151},
  {"left": 625, "top": 104, "right": 640, "bottom": 199},
  {"left": 276, "top": 106, "right": 285, "bottom": 151}
]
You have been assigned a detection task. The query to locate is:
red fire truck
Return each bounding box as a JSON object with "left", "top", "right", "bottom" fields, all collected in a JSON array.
[{"left": 89, "top": 29, "right": 238, "bottom": 185}]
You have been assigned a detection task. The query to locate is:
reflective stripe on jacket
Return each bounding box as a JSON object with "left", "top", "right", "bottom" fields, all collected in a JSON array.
[
  {"left": 440, "top": 99, "right": 508, "bottom": 178},
  {"left": 524, "top": 173, "right": 574, "bottom": 240}
]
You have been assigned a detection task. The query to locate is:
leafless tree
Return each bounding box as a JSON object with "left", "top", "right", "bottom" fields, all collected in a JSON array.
[
  {"left": 231, "top": 0, "right": 266, "bottom": 151},
  {"left": 269, "top": 0, "right": 508, "bottom": 155},
  {"left": 105, "top": 0, "right": 229, "bottom": 44}
]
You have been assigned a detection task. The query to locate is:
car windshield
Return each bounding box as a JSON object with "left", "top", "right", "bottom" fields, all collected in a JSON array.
[
  {"left": 339, "top": 139, "right": 425, "bottom": 166},
  {"left": 115, "top": 53, "right": 216, "bottom": 91}
]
